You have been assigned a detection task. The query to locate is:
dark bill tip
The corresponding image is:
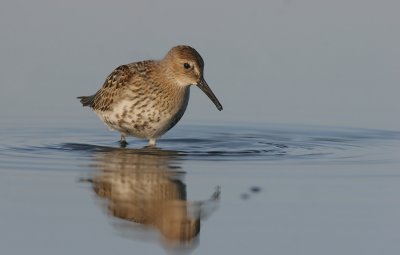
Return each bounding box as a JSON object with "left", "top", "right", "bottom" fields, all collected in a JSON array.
[{"left": 197, "top": 78, "right": 223, "bottom": 111}]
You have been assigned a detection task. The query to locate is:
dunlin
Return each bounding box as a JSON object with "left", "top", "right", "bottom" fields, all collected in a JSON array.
[{"left": 78, "top": 45, "right": 222, "bottom": 147}]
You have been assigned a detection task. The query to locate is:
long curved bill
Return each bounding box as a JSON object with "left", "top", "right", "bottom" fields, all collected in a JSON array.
[{"left": 197, "top": 77, "right": 223, "bottom": 111}]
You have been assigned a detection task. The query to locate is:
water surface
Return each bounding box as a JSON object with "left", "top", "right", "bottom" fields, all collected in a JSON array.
[{"left": 1, "top": 118, "right": 400, "bottom": 254}]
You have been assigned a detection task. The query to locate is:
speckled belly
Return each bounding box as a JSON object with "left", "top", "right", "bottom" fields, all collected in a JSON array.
[{"left": 96, "top": 89, "right": 190, "bottom": 139}]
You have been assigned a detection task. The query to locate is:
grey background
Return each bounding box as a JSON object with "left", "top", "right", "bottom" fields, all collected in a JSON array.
[{"left": 1, "top": 0, "right": 399, "bottom": 130}]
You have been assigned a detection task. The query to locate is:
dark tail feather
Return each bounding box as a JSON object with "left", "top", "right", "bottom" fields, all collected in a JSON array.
[{"left": 77, "top": 95, "right": 95, "bottom": 107}]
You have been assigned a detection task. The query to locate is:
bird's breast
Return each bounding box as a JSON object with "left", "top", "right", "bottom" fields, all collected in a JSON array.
[{"left": 96, "top": 87, "right": 190, "bottom": 138}]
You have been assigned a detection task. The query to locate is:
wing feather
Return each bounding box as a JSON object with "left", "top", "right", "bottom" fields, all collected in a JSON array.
[{"left": 78, "top": 65, "right": 132, "bottom": 111}]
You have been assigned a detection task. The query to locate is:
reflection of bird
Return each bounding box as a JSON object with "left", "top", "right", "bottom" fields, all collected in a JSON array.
[
  {"left": 78, "top": 45, "right": 223, "bottom": 147},
  {"left": 90, "top": 148, "right": 219, "bottom": 246}
]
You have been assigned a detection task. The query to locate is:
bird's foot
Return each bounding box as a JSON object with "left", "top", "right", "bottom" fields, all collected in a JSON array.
[
  {"left": 148, "top": 138, "right": 157, "bottom": 147},
  {"left": 119, "top": 134, "right": 128, "bottom": 148},
  {"left": 119, "top": 140, "right": 128, "bottom": 148}
]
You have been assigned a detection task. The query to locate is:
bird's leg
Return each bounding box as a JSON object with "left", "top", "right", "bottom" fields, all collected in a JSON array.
[
  {"left": 119, "top": 134, "right": 128, "bottom": 148},
  {"left": 148, "top": 138, "right": 157, "bottom": 147}
]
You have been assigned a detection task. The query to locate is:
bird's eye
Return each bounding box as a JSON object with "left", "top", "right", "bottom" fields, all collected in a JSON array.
[{"left": 183, "top": 63, "right": 191, "bottom": 69}]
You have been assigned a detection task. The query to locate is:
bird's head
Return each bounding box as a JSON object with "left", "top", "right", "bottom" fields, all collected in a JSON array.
[{"left": 163, "top": 45, "right": 223, "bottom": 111}]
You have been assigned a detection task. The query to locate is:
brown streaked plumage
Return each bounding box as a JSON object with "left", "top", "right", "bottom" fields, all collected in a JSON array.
[
  {"left": 78, "top": 45, "right": 222, "bottom": 147},
  {"left": 90, "top": 149, "right": 220, "bottom": 246}
]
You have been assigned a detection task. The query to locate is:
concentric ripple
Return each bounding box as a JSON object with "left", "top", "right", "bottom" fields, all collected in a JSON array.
[{"left": 0, "top": 124, "right": 399, "bottom": 171}]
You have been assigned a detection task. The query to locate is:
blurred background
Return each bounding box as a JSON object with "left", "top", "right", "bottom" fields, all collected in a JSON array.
[{"left": 1, "top": 0, "right": 399, "bottom": 130}]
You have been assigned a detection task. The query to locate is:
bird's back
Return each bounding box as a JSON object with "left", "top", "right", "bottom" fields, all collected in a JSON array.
[{"left": 78, "top": 61, "right": 155, "bottom": 111}]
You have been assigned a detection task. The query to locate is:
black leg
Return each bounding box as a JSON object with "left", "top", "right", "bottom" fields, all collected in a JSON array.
[{"left": 119, "top": 134, "right": 128, "bottom": 148}]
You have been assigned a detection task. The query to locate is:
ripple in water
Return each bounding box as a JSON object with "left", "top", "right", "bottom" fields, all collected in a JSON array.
[{"left": 0, "top": 124, "right": 399, "bottom": 171}]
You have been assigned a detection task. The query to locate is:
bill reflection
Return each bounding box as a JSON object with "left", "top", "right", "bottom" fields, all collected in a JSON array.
[{"left": 88, "top": 148, "right": 220, "bottom": 248}]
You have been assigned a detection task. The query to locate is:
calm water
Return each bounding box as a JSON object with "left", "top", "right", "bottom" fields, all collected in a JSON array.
[{"left": 1, "top": 118, "right": 400, "bottom": 254}]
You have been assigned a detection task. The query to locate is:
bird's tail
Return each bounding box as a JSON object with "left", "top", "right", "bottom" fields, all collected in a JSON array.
[{"left": 77, "top": 95, "right": 95, "bottom": 107}]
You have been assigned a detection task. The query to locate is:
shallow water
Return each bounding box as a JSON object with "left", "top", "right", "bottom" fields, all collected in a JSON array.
[{"left": 1, "top": 118, "right": 400, "bottom": 254}]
